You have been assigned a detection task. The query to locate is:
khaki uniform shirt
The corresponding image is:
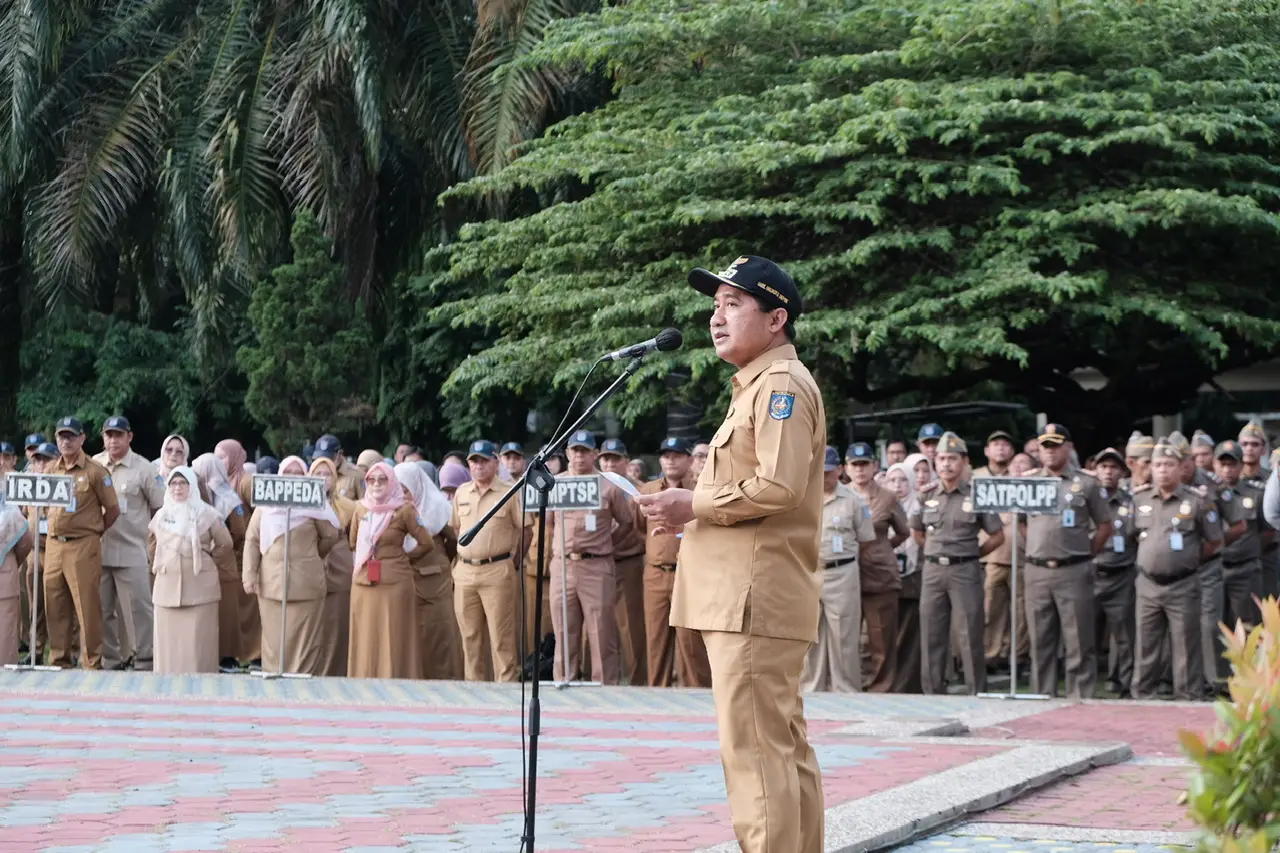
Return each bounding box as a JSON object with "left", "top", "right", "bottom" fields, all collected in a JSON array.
[
  {"left": 47, "top": 452, "right": 119, "bottom": 538},
  {"left": 148, "top": 515, "right": 232, "bottom": 608},
  {"left": 1219, "top": 479, "right": 1268, "bottom": 564},
  {"left": 635, "top": 475, "right": 686, "bottom": 569},
  {"left": 853, "top": 481, "right": 909, "bottom": 594},
  {"left": 673, "top": 344, "right": 826, "bottom": 642},
  {"left": 1132, "top": 483, "right": 1223, "bottom": 580},
  {"left": 910, "top": 479, "right": 1003, "bottom": 559},
  {"left": 545, "top": 477, "right": 634, "bottom": 561},
  {"left": 94, "top": 449, "right": 166, "bottom": 568},
  {"left": 613, "top": 476, "right": 646, "bottom": 559},
  {"left": 819, "top": 483, "right": 875, "bottom": 565},
  {"left": 452, "top": 479, "right": 527, "bottom": 564},
  {"left": 1024, "top": 465, "right": 1110, "bottom": 560},
  {"left": 347, "top": 505, "right": 433, "bottom": 587},
  {"left": 243, "top": 511, "right": 342, "bottom": 601},
  {"left": 1094, "top": 486, "right": 1137, "bottom": 570},
  {"left": 335, "top": 460, "right": 365, "bottom": 501}
]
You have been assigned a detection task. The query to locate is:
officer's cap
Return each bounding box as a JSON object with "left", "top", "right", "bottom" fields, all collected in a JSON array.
[
  {"left": 688, "top": 255, "right": 802, "bottom": 320},
  {"left": 567, "top": 430, "right": 596, "bottom": 450},
  {"left": 24, "top": 433, "right": 46, "bottom": 450},
  {"left": 824, "top": 446, "right": 841, "bottom": 471},
  {"left": 1191, "top": 430, "right": 1214, "bottom": 449},
  {"left": 845, "top": 442, "right": 876, "bottom": 463},
  {"left": 467, "top": 440, "right": 498, "bottom": 460},
  {"left": 1239, "top": 418, "right": 1266, "bottom": 442},
  {"left": 102, "top": 415, "right": 131, "bottom": 434},
  {"left": 1094, "top": 447, "right": 1126, "bottom": 467},
  {"left": 1166, "top": 430, "right": 1191, "bottom": 455},
  {"left": 1038, "top": 423, "right": 1071, "bottom": 446},
  {"left": 936, "top": 432, "right": 967, "bottom": 456},
  {"left": 54, "top": 417, "right": 83, "bottom": 436},
  {"left": 1151, "top": 441, "right": 1182, "bottom": 461},
  {"left": 33, "top": 442, "right": 57, "bottom": 460},
  {"left": 917, "top": 423, "right": 944, "bottom": 441},
  {"left": 315, "top": 434, "right": 342, "bottom": 455},
  {"left": 0, "top": 441, "right": 15, "bottom": 455},
  {"left": 599, "top": 438, "right": 628, "bottom": 458},
  {"left": 1214, "top": 440, "right": 1243, "bottom": 462},
  {"left": 985, "top": 430, "right": 1014, "bottom": 445},
  {"left": 1125, "top": 431, "right": 1154, "bottom": 460},
  {"left": 658, "top": 437, "right": 691, "bottom": 456},
  {"left": 499, "top": 442, "right": 525, "bottom": 457}
]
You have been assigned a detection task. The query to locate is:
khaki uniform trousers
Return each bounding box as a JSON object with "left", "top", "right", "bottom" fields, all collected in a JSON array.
[
  {"left": 983, "top": 561, "right": 1030, "bottom": 664},
  {"left": 1221, "top": 558, "right": 1262, "bottom": 633},
  {"left": 1198, "top": 557, "right": 1226, "bottom": 684},
  {"left": 613, "top": 553, "right": 648, "bottom": 686},
  {"left": 891, "top": 572, "right": 922, "bottom": 694},
  {"left": 239, "top": 585, "right": 262, "bottom": 662},
  {"left": 44, "top": 536, "right": 104, "bottom": 669},
  {"left": 417, "top": 569, "right": 463, "bottom": 679},
  {"left": 919, "top": 560, "right": 985, "bottom": 694},
  {"left": 802, "top": 562, "right": 862, "bottom": 693},
  {"left": 1025, "top": 561, "right": 1096, "bottom": 699},
  {"left": 1092, "top": 565, "right": 1136, "bottom": 694},
  {"left": 549, "top": 556, "right": 619, "bottom": 684},
  {"left": 1133, "top": 571, "right": 1202, "bottom": 700},
  {"left": 703, "top": 630, "right": 823, "bottom": 853},
  {"left": 454, "top": 561, "right": 519, "bottom": 682},
  {"left": 860, "top": 589, "right": 898, "bottom": 693},
  {"left": 100, "top": 565, "right": 154, "bottom": 670},
  {"left": 218, "top": 577, "right": 241, "bottom": 660},
  {"left": 643, "top": 565, "right": 711, "bottom": 687}
]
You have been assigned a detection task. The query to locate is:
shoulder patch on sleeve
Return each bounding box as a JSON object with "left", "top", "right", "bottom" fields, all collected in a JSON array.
[
  {"left": 103, "top": 476, "right": 113, "bottom": 488},
  {"left": 768, "top": 392, "right": 795, "bottom": 420},
  {"left": 235, "top": 506, "right": 244, "bottom": 516},
  {"left": 1207, "top": 509, "right": 1218, "bottom": 524}
]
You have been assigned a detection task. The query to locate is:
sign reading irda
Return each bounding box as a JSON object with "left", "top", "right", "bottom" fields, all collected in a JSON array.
[
  {"left": 4, "top": 473, "right": 76, "bottom": 508},
  {"left": 524, "top": 474, "right": 603, "bottom": 512},
  {"left": 970, "top": 476, "right": 1063, "bottom": 515},
  {"left": 252, "top": 474, "right": 326, "bottom": 509}
]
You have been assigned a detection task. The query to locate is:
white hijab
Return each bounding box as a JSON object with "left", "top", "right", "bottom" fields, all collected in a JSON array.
[
  {"left": 149, "top": 466, "right": 218, "bottom": 572},
  {"left": 0, "top": 503, "right": 28, "bottom": 559},
  {"left": 395, "top": 462, "right": 452, "bottom": 551},
  {"left": 191, "top": 453, "right": 243, "bottom": 519}
]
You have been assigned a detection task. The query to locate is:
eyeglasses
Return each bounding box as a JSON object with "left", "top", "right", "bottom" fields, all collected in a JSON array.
[{"left": 367, "top": 476, "right": 389, "bottom": 485}]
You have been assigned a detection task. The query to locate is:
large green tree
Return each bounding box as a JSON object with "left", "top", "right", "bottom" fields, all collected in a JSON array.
[{"left": 427, "top": 0, "right": 1280, "bottom": 448}]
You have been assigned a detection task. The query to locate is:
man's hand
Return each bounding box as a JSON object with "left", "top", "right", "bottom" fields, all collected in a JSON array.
[{"left": 636, "top": 488, "right": 696, "bottom": 536}]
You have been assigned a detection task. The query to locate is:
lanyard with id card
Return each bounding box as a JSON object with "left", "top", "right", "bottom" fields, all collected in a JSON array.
[
  {"left": 1169, "top": 530, "right": 1184, "bottom": 551},
  {"left": 832, "top": 534, "right": 845, "bottom": 554}
]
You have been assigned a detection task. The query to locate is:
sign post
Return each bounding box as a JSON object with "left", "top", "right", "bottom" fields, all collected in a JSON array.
[
  {"left": 5, "top": 474, "right": 74, "bottom": 672},
  {"left": 250, "top": 475, "right": 326, "bottom": 680},
  {"left": 971, "top": 477, "right": 1058, "bottom": 701},
  {"left": 525, "top": 475, "right": 604, "bottom": 689}
]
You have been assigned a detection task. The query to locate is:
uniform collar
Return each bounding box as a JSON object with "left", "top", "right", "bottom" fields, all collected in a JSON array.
[
  {"left": 658, "top": 473, "right": 686, "bottom": 490},
  {"left": 59, "top": 451, "right": 89, "bottom": 471},
  {"left": 732, "top": 344, "right": 797, "bottom": 389},
  {"left": 826, "top": 481, "right": 856, "bottom": 503},
  {"left": 938, "top": 478, "right": 967, "bottom": 495},
  {"left": 98, "top": 449, "right": 133, "bottom": 468}
]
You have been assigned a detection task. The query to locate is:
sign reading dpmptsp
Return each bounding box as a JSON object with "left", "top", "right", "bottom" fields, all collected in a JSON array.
[
  {"left": 971, "top": 477, "right": 1063, "bottom": 515},
  {"left": 524, "top": 474, "right": 603, "bottom": 512},
  {"left": 252, "top": 474, "right": 325, "bottom": 509},
  {"left": 5, "top": 473, "right": 75, "bottom": 508}
]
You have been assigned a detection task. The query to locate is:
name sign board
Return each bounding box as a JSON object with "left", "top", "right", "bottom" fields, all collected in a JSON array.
[
  {"left": 971, "top": 477, "right": 1062, "bottom": 515},
  {"left": 524, "top": 474, "right": 603, "bottom": 512},
  {"left": 4, "top": 473, "right": 75, "bottom": 508},
  {"left": 252, "top": 475, "right": 326, "bottom": 509}
]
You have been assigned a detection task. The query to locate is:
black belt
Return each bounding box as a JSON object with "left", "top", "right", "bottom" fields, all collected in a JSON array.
[
  {"left": 824, "top": 557, "right": 857, "bottom": 569},
  {"left": 1027, "top": 554, "right": 1092, "bottom": 569},
  {"left": 924, "top": 555, "right": 979, "bottom": 567},
  {"left": 1095, "top": 562, "right": 1135, "bottom": 577},
  {"left": 654, "top": 563, "right": 678, "bottom": 572},
  {"left": 566, "top": 552, "right": 609, "bottom": 561},
  {"left": 460, "top": 552, "right": 512, "bottom": 566},
  {"left": 1140, "top": 567, "right": 1198, "bottom": 586},
  {"left": 1223, "top": 557, "right": 1258, "bottom": 569}
]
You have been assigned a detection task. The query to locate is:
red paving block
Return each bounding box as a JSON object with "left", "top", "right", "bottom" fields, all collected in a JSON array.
[
  {"left": 983, "top": 762, "right": 1196, "bottom": 831},
  {"left": 970, "top": 703, "right": 1216, "bottom": 758}
]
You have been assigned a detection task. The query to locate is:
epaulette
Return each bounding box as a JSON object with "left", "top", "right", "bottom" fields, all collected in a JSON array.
[
  {"left": 919, "top": 481, "right": 940, "bottom": 494},
  {"left": 1132, "top": 482, "right": 1154, "bottom": 493}
]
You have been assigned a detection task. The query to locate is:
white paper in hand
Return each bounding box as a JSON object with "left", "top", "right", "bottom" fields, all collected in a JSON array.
[{"left": 600, "top": 471, "right": 639, "bottom": 500}]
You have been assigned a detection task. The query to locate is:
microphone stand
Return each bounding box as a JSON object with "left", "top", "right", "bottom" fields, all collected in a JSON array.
[{"left": 459, "top": 355, "right": 645, "bottom": 853}]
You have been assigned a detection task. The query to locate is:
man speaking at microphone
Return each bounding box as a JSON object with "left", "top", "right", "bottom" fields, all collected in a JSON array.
[{"left": 636, "top": 255, "right": 826, "bottom": 853}]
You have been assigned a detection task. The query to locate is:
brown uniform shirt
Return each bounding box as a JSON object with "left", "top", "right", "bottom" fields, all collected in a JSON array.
[
  {"left": 335, "top": 460, "right": 365, "bottom": 502},
  {"left": 1219, "top": 479, "right": 1267, "bottom": 564},
  {"left": 909, "top": 479, "right": 1003, "bottom": 559},
  {"left": 546, "top": 477, "right": 634, "bottom": 561},
  {"left": 1024, "top": 465, "right": 1111, "bottom": 560},
  {"left": 673, "top": 344, "right": 826, "bottom": 642},
  {"left": 613, "top": 475, "right": 646, "bottom": 559},
  {"left": 1132, "top": 483, "right": 1223, "bottom": 579},
  {"left": 348, "top": 504, "right": 433, "bottom": 586},
  {"left": 1094, "top": 486, "right": 1137, "bottom": 570},
  {"left": 452, "top": 479, "right": 527, "bottom": 563},
  {"left": 635, "top": 475, "right": 686, "bottom": 569},
  {"left": 47, "top": 452, "right": 118, "bottom": 538},
  {"left": 94, "top": 449, "right": 166, "bottom": 568},
  {"left": 852, "top": 481, "right": 910, "bottom": 594}
]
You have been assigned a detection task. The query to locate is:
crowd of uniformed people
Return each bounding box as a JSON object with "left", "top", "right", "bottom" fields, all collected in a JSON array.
[{"left": 0, "top": 411, "right": 1277, "bottom": 699}]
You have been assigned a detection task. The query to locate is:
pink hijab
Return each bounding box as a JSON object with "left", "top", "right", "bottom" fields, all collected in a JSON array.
[
  {"left": 215, "top": 439, "right": 247, "bottom": 487},
  {"left": 258, "top": 455, "right": 341, "bottom": 554},
  {"left": 354, "top": 462, "right": 405, "bottom": 571}
]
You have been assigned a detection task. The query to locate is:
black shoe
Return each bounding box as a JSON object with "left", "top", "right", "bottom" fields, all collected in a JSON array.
[{"left": 219, "top": 657, "right": 241, "bottom": 674}]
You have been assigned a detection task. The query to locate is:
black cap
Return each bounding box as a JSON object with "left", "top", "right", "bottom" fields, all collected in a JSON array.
[
  {"left": 1094, "top": 447, "right": 1126, "bottom": 466},
  {"left": 918, "top": 423, "right": 944, "bottom": 441},
  {"left": 24, "top": 433, "right": 46, "bottom": 450},
  {"left": 500, "top": 442, "right": 525, "bottom": 457},
  {"left": 1038, "top": 423, "right": 1072, "bottom": 446},
  {"left": 102, "top": 415, "right": 131, "bottom": 433},
  {"left": 846, "top": 442, "right": 876, "bottom": 463},
  {"left": 600, "top": 438, "right": 628, "bottom": 457},
  {"left": 824, "top": 446, "right": 841, "bottom": 471},
  {"left": 468, "top": 440, "right": 498, "bottom": 460},
  {"left": 689, "top": 255, "right": 802, "bottom": 319},
  {"left": 54, "top": 417, "right": 84, "bottom": 436},
  {"left": 1214, "top": 440, "right": 1244, "bottom": 462},
  {"left": 257, "top": 456, "right": 280, "bottom": 475},
  {"left": 567, "top": 430, "right": 596, "bottom": 450},
  {"left": 0, "top": 441, "right": 15, "bottom": 455},
  {"left": 315, "top": 434, "right": 341, "bottom": 455},
  {"left": 658, "top": 437, "right": 691, "bottom": 455},
  {"left": 33, "top": 442, "right": 58, "bottom": 459}
]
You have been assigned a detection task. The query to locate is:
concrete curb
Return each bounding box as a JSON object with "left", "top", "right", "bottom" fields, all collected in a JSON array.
[
  {"left": 694, "top": 741, "right": 1131, "bottom": 853},
  {"left": 952, "top": 821, "right": 1198, "bottom": 847}
]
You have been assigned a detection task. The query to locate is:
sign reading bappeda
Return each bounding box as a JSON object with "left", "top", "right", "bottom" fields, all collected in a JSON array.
[
  {"left": 252, "top": 475, "right": 325, "bottom": 509},
  {"left": 971, "top": 477, "right": 1062, "bottom": 515},
  {"left": 524, "top": 475, "right": 603, "bottom": 511},
  {"left": 4, "top": 473, "right": 75, "bottom": 508}
]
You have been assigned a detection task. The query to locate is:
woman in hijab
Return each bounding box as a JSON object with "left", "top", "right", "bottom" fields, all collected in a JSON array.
[
  {"left": 309, "top": 455, "right": 357, "bottom": 676},
  {"left": 356, "top": 449, "right": 383, "bottom": 473},
  {"left": 216, "top": 438, "right": 261, "bottom": 664},
  {"left": 396, "top": 462, "right": 463, "bottom": 679},
  {"left": 148, "top": 467, "right": 234, "bottom": 674},
  {"left": 890, "top": 453, "right": 936, "bottom": 694},
  {"left": 243, "top": 456, "right": 342, "bottom": 676},
  {"left": 418, "top": 461, "right": 440, "bottom": 488},
  {"left": 348, "top": 462, "right": 435, "bottom": 679},
  {"left": 191, "top": 453, "right": 249, "bottom": 672},
  {"left": 0, "top": 503, "right": 33, "bottom": 666},
  {"left": 438, "top": 463, "right": 471, "bottom": 500},
  {"left": 155, "top": 434, "right": 190, "bottom": 479}
]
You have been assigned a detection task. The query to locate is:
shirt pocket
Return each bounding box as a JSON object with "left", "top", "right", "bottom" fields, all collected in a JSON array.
[
  {"left": 1133, "top": 510, "right": 1154, "bottom": 533},
  {"left": 921, "top": 508, "right": 942, "bottom": 528},
  {"left": 704, "top": 424, "right": 736, "bottom": 487}
]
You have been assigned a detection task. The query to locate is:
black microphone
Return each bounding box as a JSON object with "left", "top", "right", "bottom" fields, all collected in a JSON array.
[{"left": 600, "top": 327, "right": 683, "bottom": 362}]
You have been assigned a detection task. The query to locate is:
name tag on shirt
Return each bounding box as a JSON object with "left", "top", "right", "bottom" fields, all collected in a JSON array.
[
  {"left": 1170, "top": 531, "right": 1184, "bottom": 551},
  {"left": 1061, "top": 509, "right": 1075, "bottom": 528},
  {"left": 584, "top": 513, "right": 597, "bottom": 533},
  {"left": 832, "top": 535, "right": 844, "bottom": 554},
  {"left": 118, "top": 495, "right": 129, "bottom": 514},
  {"left": 38, "top": 519, "right": 48, "bottom": 535},
  {"left": 1112, "top": 535, "right": 1125, "bottom": 554}
]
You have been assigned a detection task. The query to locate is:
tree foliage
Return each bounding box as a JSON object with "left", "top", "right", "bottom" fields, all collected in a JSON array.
[
  {"left": 428, "top": 0, "right": 1280, "bottom": 445},
  {"left": 238, "top": 212, "right": 375, "bottom": 453}
]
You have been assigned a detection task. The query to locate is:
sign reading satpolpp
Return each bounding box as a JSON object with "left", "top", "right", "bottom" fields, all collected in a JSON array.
[{"left": 970, "top": 476, "right": 1062, "bottom": 515}]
